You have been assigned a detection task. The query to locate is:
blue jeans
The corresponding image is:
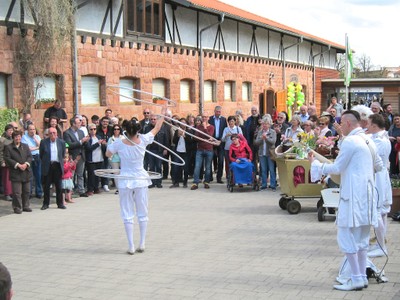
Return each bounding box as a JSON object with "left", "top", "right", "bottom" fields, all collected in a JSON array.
[
  {"left": 193, "top": 150, "right": 213, "bottom": 184},
  {"left": 259, "top": 155, "right": 276, "bottom": 188},
  {"left": 31, "top": 155, "right": 43, "bottom": 197}
]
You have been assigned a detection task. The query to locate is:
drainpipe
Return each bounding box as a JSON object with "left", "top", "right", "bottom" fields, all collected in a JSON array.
[
  {"left": 199, "top": 14, "right": 224, "bottom": 115},
  {"left": 71, "top": 8, "right": 79, "bottom": 115},
  {"left": 312, "top": 45, "right": 331, "bottom": 105},
  {"left": 282, "top": 36, "right": 303, "bottom": 89}
]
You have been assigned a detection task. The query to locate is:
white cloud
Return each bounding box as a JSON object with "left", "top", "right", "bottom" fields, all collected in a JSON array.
[{"left": 219, "top": 0, "right": 400, "bottom": 67}]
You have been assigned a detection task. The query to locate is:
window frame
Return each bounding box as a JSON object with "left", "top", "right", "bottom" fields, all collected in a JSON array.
[
  {"left": 204, "top": 80, "right": 216, "bottom": 103},
  {"left": 33, "top": 76, "right": 57, "bottom": 101},
  {"left": 0, "top": 73, "right": 8, "bottom": 108},
  {"left": 126, "top": 0, "right": 164, "bottom": 40},
  {"left": 119, "top": 77, "right": 141, "bottom": 105},
  {"left": 81, "top": 76, "right": 102, "bottom": 106},
  {"left": 224, "top": 81, "right": 236, "bottom": 102},
  {"left": 242, "top": 81, "right": 252, "bottom": 102}
]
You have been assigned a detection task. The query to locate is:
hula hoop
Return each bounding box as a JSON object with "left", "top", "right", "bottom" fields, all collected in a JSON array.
[
  {"left": 154, "top": 114, "right": 221, "bottom": 146},
  {"left": 107, "top": 85, "right": 177, "bottom": 107},
  {"left": 94, "top": 169, "right": 162, "bottom": 180},
  {"left": 122, "top": 131, "right": 186, "bottom": 167}
]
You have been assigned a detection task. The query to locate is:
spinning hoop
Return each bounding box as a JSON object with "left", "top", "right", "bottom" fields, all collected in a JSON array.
[
  {"left": 155, "top": 114, "right": 221, "bottom": 146},
  {"left": 122, "top": 131, "right": 186, "bottom": 167},
  {"left": 94, "top": 169, "right": 162, "bottom": 180},
  {"left": 107, "top": 85, "right": 177, "bottom": 107}
]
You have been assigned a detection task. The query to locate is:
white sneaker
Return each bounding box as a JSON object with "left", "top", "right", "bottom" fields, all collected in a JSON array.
[
  {"left": 333, "top": 278, "right": 364, "bottom": 291},
  {"left": 367, "top": 248, "right": 387, "bottom": 258},
  {"left": 103, "top": 185, "right": 110, "bottom": 192}
]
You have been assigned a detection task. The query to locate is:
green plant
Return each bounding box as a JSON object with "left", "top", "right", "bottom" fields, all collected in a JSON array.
[
  {"left": 36, "top": 98, "right": 56, "bottom": 104},
  {"left": 0, "top": 109, "right": 19, "bottom": 133},
  {"left": 391, "top": 178, "right": 400, "bottom": 189}
]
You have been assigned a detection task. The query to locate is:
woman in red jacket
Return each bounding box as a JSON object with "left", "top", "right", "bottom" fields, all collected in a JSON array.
[{"left": 228, "top": 134, "right": 253, "bottom": 186}]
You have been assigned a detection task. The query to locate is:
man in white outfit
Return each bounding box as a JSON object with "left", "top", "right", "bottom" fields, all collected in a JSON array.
[
  {"left": 309, "top": 110, "right": 382, "bottom": 291},
  {"left": 367, "top": 113, "right": 392, "bottom": 257}
]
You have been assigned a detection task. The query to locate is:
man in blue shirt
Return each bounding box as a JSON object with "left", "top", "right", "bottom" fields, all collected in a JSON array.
[{"left": 21, "top": 124, "right": 42, "bottom": 198}]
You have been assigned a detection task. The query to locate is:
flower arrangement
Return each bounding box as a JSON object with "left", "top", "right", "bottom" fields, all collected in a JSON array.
[
  {"left": 297, "top": 132, "right": 317, "bottom": 149},
  {"left": 316, "top": 136, "right": 338, "bottom": 148}
]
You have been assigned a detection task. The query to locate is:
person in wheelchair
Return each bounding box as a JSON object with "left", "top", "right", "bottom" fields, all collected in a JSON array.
[{"left": 228, "top": 134, "right": 253, "bottom": 187}]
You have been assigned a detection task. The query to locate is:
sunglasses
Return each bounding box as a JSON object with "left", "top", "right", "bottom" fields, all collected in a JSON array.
[
  {"left": 90, "top": 128, "right": 96, "bottom": 131},
  {"left": 144, "top": 112, "right": 150, "bottom": 115},
  {"left": 114, "top": 128, "right": 120, "bottom": 131}
]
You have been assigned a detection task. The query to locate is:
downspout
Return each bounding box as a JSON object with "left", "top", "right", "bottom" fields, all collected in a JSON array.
[
  {"left": 199, "top": 14, "right": 224, "bottom": 115},
  {"left": 71, "top": 7, "right": 79, "bottom": 115},
  {"left": 282, "top": 36, "right": 303, "bottom": 89}
]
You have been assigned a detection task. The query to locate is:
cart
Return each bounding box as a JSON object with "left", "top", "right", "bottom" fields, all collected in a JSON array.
[
  {"left": 317, "top": 188, "right": 340, "bottom": 221},
  {"left": 276, "top": 157, "right": 323, "bottom": 214}
]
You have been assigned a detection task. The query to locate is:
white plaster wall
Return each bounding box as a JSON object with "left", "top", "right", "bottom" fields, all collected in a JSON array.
[
  {"left": 237, "top": 23, "right": 253, "bottom": 56},
  {"left": 167, "top": 5, "right": 198, "bottom": 46},
  {"left": 75, "top": 0, "right": 123, "bottom": 37},
  {"left": 256, "top": 27, "right": 270, "bottom": 58},
  {"left": 198, "top": 12, "right": 220, "bottom": 50},
  {"left": 221, "top": 18, "right": 238, "bottom": 53},
  {"left": 1, "top": 0, "right": 34, "bottom": 24}
]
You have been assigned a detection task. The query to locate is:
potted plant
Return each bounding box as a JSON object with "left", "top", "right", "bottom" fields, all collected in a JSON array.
[{"left": 35, "top": 98, "right": 56, "bottom": 109}]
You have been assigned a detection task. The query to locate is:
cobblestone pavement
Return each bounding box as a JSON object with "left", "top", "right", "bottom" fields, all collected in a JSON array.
[{"left": 0, "top": 181, "right": 399, "bottom": 299}]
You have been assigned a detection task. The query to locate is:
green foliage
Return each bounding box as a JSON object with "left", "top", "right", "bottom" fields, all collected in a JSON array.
[
  {"left": 391, "top": 178, "right": 400, "bottom": 189},
  {"left": 0, "top": 109, "right": 19, "bottom": 133}
]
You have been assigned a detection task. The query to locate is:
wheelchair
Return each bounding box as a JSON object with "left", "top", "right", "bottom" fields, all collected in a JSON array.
[{"left": 226, "top": 160, "right": 259, "bottom": 192}]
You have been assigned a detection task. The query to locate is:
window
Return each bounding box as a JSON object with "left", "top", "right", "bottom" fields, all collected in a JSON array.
[
  {"left": 120, "top": 78, "right": 140, "bottom": 105},
  {"left": 0, "top": 74, "right": 7, "bottom": 107},
  {"left": 127, "top": 0, "right": 164, "bottom": 38},
  {"left": 242, "top": 82, "right": 252, "bottom": 102},
  {"left": 34, "top": 76, "right": 56, "bottom": 100},
  {"left": 224, "top": 81, "right": 236, "bottom": 101},
  {"left": 81, "top": 76, "right": 100, "bottom": 105},
  {"left": 204, "top": 80, "right": 216, "bottom": 103},
  {"left": 180, "top": 79, "right": 194, "bottom": 103},
  {"left": 152, "top": 78, "right": 167, "bottom": 99}
]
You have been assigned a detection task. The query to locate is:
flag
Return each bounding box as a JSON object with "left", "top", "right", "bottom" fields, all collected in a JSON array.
[{"left": 345, "top": 35, "right": 353, "bottom": 87}]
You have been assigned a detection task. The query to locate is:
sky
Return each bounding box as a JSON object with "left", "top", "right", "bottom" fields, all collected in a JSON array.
[{"left": 220, "top": 0, "right": 400, "bottom": 68}]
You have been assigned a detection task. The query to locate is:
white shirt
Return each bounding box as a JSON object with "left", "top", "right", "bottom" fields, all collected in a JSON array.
[{"left": 50, "top": 140, "right": 58, "bottom": 162}]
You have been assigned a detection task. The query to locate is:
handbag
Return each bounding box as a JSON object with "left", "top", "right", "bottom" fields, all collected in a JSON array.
[{"left": 269, "top": 147, "right": 277, "bottom": 161}]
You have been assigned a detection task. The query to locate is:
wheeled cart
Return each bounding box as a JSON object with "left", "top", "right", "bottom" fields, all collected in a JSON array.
[
  {"left": 317, "top": 188, "right": 340, "bottom": 221},
  {"left": 276, "top": 158, "right": 323, "bottom": 214}
]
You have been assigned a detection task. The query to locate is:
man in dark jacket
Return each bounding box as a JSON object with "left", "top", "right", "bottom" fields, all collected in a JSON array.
[
  {"left": 4, "top": 130, "right": 32, "bottom": 214},
  {"left": 63, "top": 117, "right": 89, "bottom": 196},
  {"left": 39, "top": 127, "right": 66, "bottom": 210},
  {"left": 208, "top": 105, "right": 227, "bottom": 183},
  {"left": 147, "top": 115, "right": 168, "bottom": 188}
]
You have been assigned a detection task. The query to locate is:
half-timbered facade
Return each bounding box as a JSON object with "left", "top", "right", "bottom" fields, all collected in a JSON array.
[{"left": 0, "top": 0, "right": 343, "bottom": 123}]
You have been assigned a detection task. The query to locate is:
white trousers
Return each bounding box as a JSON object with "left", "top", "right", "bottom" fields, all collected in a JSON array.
[
  {"left": 337, "top": 225, "right": 370, "bottom": 253},
  {"left": 119, "top": 187, "right": 149, "bottom": 224}
]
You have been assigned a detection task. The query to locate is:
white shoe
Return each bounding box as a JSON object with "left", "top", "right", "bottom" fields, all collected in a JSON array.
[
  {"left": 333, "top": 278, "right": 364, "bottom": 291},
  {"left": 368, "top": 244, "right": 379, "bottom": 252},
  {"left": 127, "top": 248, "right": 135, "bottom": 255},
  {"left": 367, "top": 248, "right": 387, "bottom": 258},
  {"left": 103, "top": 185, "right": 110, "bottom": 192}
]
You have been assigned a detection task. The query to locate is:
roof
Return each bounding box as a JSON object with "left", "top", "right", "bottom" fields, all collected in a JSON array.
[{"left": 186, "top": 0, "right": 345, "bottom": 51}]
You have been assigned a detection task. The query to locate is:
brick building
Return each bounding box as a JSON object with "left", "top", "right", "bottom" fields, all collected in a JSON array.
[{"left": 0, "top": 0, "right": 344, "bottom": 126}]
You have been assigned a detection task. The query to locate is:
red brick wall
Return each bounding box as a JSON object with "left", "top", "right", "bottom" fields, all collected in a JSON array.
[
  {"left": 315, "top": 68, "right": 340, "bottom": 113},
  {"left": 0, "top": 27, "right": 338, "bottom": 130}
]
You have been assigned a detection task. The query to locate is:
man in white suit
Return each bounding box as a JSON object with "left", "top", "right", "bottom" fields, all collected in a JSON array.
[{"left": 309, "top": 110, "right": 382, "bottom": 291}]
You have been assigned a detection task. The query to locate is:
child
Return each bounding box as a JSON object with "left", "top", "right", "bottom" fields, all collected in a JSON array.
[{"left": 62, "top": 149, "right": 79, "bottom": 204}]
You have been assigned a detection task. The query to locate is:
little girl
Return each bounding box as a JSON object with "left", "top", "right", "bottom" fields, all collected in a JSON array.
[{"left": 62, "top": 149, "right": 79, "bottom": 204}]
